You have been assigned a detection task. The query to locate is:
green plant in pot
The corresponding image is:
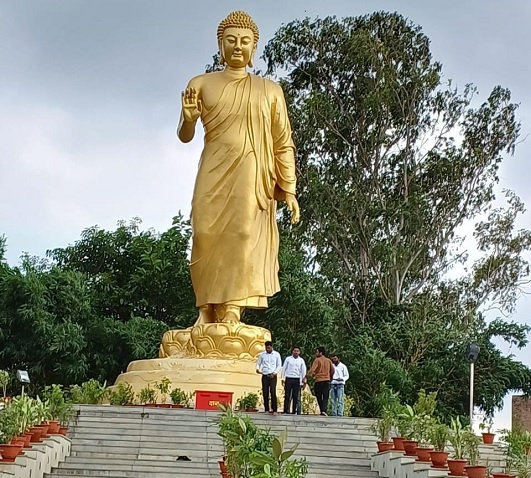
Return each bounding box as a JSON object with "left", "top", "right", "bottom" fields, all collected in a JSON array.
[
  {"left": 411, "top": 414, "right": 436, "bottom": 462},
  {"left": 397, "top": 405, "right": 419, "bottom": 456},
  {"left": 169, "top": 388, "right": 188, "bottom": 408},
  {"left": 155, "top": 378, "right": 172, "bottom": 407},
  {"left": 250, "top": 429, "right": 309, "bottom": 478},
  {"left": 69, "top": 379, "right": 107, "bottom": 404},
  {"left": 370, "top": 411, "right": 394, "bottom": 452},
  {"left": 0, "top": 404, "right": 24, "bottom": 460},
  {"left": 463, "top": 427, "right": 485, "bottom": 478},
  {"left": 42, "top": 384, "right": 69, "bottom": 432},
  {"left": 138, "top": 385, "right": 157, "bottom": 406},
  {"left": 429, "top": 422, "right": 450, "bottom": 468},
  {"left": 0, "top": 370, "right": 9, "bottom": 400},
  {"left": 479, "top": 415, "right": 495, "bottom": 445},
  {"left": 448, "top": 417, "right": 470, "bottom": 476},
  {"left": 216, "top": 404, "right": 274, "bottom": 477},
  {"left": 499, "top": 427, "right": 531, "bottom": 478},
  {"left": 9, "top": 395, "right": 38, "bottom": 444},
  {"left": 237, "top": 392, "right": 260, "bottom": 412},
  {"left": 108, "top": 383, "right": 135, "bottom": 406}
]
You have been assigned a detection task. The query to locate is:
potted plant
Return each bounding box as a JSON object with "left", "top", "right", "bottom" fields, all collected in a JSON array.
[
  {"left": 370, "top": 413, "right": 394, "bottom": 452},
  {"left": 429, "top": 422, "right": 450, "bottom": 468},
  {"left": 32, "top": 397, "right": 52, "bottom": 437},
  {"left": 498, "top": 427, "right": 531, "bottom": 478},
  {"left": 69, "top": 379, "right": 107, "bottom": 404},
  {"left": 43, "top": 384, "right": 68, "bottom": 433},
  {"left": 236, "top": 392, "right": 260, "bottom": 413},
  {"left": 479, "top": 416, "right": 495, "bottom": 445},
  {"left": 398, "top": 405, "right": 419, "bottom": 456},
  {"left": 0, "top": 404, "right": 24, "bottom": 461},
  {"left": 155, "top": 378, "right": 172, "bottom": 407},
  {"left": 411, "top": 414, "right": 436, "bottom": 462},
  {"left": 169, "top": 388, "right": 188, "bottom": 408},
  {"left": 138, "top": 385, "right": 157, "bottom": 407},
  {"left": 463, "top": 427, "right": 485, "bottom": 478},
  {"left": 0, "top": 370, "right": 9, "bottom": 400},
  {"left": 108, "top": 383, "right": 135, "bottom": 406},
  {"left": 448, "top": 417, "right": 469, "bottom": 476}
]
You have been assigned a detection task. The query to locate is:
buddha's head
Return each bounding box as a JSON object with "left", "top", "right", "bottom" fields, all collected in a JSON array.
[{"left": 217, "top": 11, "right": 259, "bottom": 68}]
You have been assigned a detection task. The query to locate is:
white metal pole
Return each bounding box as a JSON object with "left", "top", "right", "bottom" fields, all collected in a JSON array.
[{"left": 469, "top": 362, "right": 474, "bottom": 426}]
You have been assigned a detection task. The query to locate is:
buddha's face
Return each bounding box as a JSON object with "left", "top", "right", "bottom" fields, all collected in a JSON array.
[{"left": 221, "top": 27, "right": 255, "bottom": 68}]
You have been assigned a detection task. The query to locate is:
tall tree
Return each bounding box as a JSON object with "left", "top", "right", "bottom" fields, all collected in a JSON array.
[
  {"left": 263, "top": 12, "right": 531, "bottom": 417},
  {"left": 263, "top": 12, "right": 521, "bottom": 322}
]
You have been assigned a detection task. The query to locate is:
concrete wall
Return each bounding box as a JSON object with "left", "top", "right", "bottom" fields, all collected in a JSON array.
[{"left": 512, "top": 395, "right": 531, "bottom": 430}]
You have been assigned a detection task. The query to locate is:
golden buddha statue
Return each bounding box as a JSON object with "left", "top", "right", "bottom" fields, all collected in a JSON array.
[{"left": 114, "top": 11, "right": 299, "bottom": 401}]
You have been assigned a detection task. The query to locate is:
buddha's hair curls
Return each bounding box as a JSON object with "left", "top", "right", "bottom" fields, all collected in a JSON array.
[{"left": 217, "top": 11, "right": 259, "bottom": 46}]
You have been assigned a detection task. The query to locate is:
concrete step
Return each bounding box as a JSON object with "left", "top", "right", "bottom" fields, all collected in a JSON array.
[
  {"left": 47, "top": 405, "right": 503, "bottom": 478},
  {"left": 73, "top": 405, "right": 377, "bottom": 426}
]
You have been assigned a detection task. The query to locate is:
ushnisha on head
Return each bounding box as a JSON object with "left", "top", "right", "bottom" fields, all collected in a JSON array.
[{"left": 217, "top": 11, "right": 259, "bottom": 68}]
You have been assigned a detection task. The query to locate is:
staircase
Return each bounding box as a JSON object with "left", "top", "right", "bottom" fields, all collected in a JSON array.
[{"left": 45, "top": 405, "right": 379, "bottom": 478}]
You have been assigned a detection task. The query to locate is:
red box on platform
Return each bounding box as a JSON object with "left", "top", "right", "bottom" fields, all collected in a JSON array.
[{"left": 195, "top": 390, "right": 234, "bottom": 410}]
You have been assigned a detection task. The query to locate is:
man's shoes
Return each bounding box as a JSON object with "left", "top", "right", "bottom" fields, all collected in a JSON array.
[
  {"left": 320, "top": 412, "right": 328, "bottom": 416},
  {"left": 268, "top": 410, "right": 274, "bottom": 414},
  {"left": 272, "top": 412, "right": 278, "bottom": 416}
]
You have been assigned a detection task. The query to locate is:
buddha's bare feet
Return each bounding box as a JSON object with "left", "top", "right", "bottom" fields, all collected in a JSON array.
[
  {"left": 222, "top": 305, "right": 241, "bottom": 323},
  {"left": 194, "top": 305, "right": 215, "bottom": 326}
]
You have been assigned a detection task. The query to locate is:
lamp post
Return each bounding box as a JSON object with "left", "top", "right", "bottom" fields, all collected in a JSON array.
[
  {"left": 16, "top": 370, "right": 30, "bottom": 396},
  {"left": 465, "top": 343, "right": 480, "bottom": 426}
]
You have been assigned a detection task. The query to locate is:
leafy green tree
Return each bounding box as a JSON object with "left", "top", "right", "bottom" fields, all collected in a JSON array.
[
  {"left": 246, "top": 233, "right": 340, "bottom": 359},
  {"left": 264, "top": 12, "right": 520, "bottom": 320},
  {"left": 48, "top": 215, "right": 195, "bottom": 328},
  {"left": 262, "top": 12, "right": 531, "bottom": 417}
]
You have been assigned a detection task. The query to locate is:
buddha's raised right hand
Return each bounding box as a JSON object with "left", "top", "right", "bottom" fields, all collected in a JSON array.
[{"left": 181, "top": 87, "right": 202, "bottom": 123}]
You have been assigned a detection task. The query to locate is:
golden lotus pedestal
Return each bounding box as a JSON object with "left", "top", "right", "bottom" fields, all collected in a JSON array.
[{"left": 114, "top": 322, "right": 282, "bottom": 405}]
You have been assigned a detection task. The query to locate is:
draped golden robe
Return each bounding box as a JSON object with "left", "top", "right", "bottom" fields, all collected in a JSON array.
[{"left": 190, "top": 74, "right": 296, "bottom": 308}]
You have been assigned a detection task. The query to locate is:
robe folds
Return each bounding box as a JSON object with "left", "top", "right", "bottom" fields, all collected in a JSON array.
[{"left": 190, "top": 74, "right": 296, "bottom": 308}]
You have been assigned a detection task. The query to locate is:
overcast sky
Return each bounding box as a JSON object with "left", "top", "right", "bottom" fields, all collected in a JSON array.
[{"left": 1, "top": 0, "right": 530, "bottom": 428}]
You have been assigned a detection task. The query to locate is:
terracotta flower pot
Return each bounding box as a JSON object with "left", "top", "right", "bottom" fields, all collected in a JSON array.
[
  {"left": 377, "top": 441, "right": 395, "bottom": 452},
  {"left": 481, "top": 432, "right": 495, "bottom": 445},
  {"left": 10, "top": 437, "right": 25, "bottom": 450},
  {"left": 145, "top": 404, "right": 157, "bottom": 408},
  {"left": 22, "top": 434, "right": 32, "bottom": 447},
  {"left": 392, "top": 437, "right": 406, "bottom": 451},
  {"left": 245, "top": 408, "right": 258, "bottom": 413},
  {"left": 491, "top": 473, "right": 516, "bottom": 478},
  {"left": 429, "top": 450, "right": 449, "bottom": 468},
  {"left": 465, "top": 465, "right": 487, "bottom": 478},
  {"left": 0, "top": 444, "right": 24, "bottom": 461},
  {"left": 415, "top": 446, "right": 434, "bottom": 462},
  {"left": 219, "top": 459, "right": 228, "bottom": 473},
  {"left": 29, "top": 427, "right": 44, "bottom": 442},
  {"left": 58, "top": 427, "right": 68, "bottom": 436},
  {"left": 35, "top": 424, "right": 50, "bottom": 437},
  {"left": 158, "top": 404, "right": 171, "bottom": 408},
  {"left": 447, "top": 459, "right": 468, "bottom": 476},
  {"left": 403, "top": 440, "right": 419, "bottom": 456},
  {"left": 171, "top": 404, "right": 184, "bottom": 408},
  {"left": 48, "top": 421, "right": 61, "bottom": 434}
]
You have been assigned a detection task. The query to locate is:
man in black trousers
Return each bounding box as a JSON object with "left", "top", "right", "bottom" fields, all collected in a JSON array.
[
  {"left": 281, "top": 346, "right": 307, "bottom": 414},
  {"left": 256, "top": 341, "right": 282, "bottom": 414}
]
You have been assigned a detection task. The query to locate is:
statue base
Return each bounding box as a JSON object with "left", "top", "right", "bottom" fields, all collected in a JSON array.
[
  {"left": 114, "top": 356, "right": 276, "bottom": 406},
  {"left": 114, "top": 321, "right": 316, "bottom": 411}
]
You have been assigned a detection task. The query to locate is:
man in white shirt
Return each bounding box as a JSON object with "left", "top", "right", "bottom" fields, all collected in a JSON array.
[
  {"left": 281, "top": 346, "right": 307, "bottom": 414},
  {"left": 330, "top": 354, "right": 350, "bottom": 416},
  {"left": 256, "top": 341, "right": 282, "bottom": 414}
]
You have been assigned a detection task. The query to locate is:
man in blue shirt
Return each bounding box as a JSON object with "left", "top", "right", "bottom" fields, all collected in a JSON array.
[{"left": 256, "top": 341, "right": 282, "bottom": 414}]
